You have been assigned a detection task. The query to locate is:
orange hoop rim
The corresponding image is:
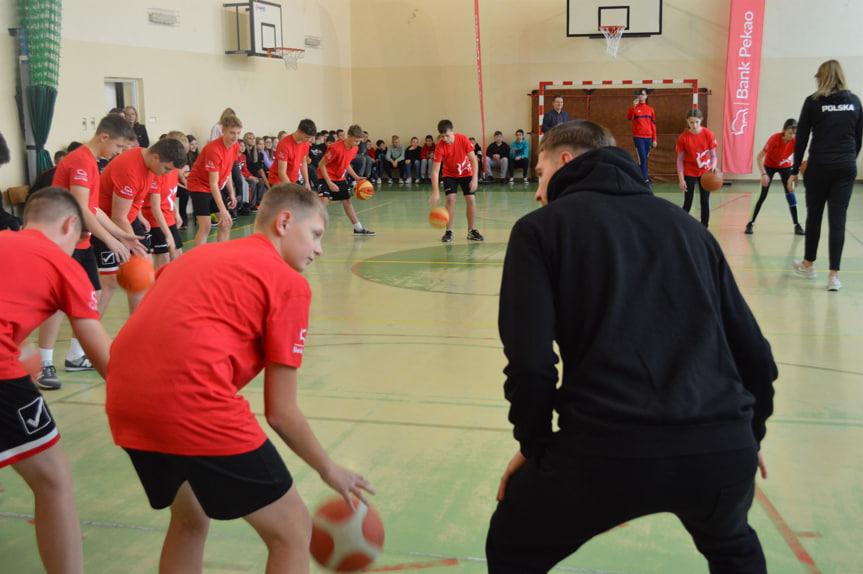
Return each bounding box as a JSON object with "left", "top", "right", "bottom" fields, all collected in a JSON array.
[
  {"left": 599, "top": 25, "right": 626, "bottom": 37},
  {"left": 266, "top": 47, "right": 306, "bottom": 59}
]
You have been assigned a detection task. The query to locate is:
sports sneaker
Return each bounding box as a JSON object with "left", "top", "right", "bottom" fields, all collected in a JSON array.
[
  {"left": 523, "top": 178, "right": 529, "bottom": 183},
  {"left": 37, "top": 364, "right": 61, "bottom": 390},
  {"left": 794, "top": 223, "right": 806, "bottom": 236},
  {"left": 376, "top": 178, "right": 382, "bottom": 184},
  {"left": 441, "top": 230, "right": 453, "bottom": 243},
  {"left": 467, "top": 229, "right": 485, "bottom": 241},
  {"left": 508, "top": 177, "right": 514, "bottom": 183},
  {"left": 353, "top": 227, "right": 376, "bottom": 236},
  {"left": 792, "top": 260, "right": 816, "bottom": 279},
  {"left": 745, "top": 222, "right": 754, "bottom": 234},
  {"left": 827, "top": 276, "right": 842, "bottom": 291},
  {"left": 64, "top": 355, "right": 94, "bottom": 372},
  {"left": 406, "top": 178, "right": 412, "bottom": 184}
]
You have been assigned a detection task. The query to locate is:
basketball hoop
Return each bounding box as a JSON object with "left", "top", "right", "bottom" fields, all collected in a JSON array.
[
  {"left": 267, "top": 47, "right": 305, "bottom": 70},
  {"left": 599, "top": 26, "right": 625, "bottom": 57}
]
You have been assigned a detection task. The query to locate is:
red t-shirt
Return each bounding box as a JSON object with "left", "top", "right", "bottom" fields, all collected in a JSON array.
[
  {"left": 762, "top": 132, "right": 796, "bottom": 169},
  {"left": 238, "top": 151, "right": 252, "bottom": 178},
  {"left": 628, "top": 103, "right": 657, "bottom": 141},
  {"left": 105, "top": 233, "right": 311, "bottom": 456},
  {"left": 676, "top": 128, "right": 718, "bottom": 177},
  {"left": 0, "top": 230, "right": 99, "bottom": 380},
  {"left": 187, "top": 138, "right": 238, "bottom": 194},
  {"left": 435, "top": 134, "right": 475, "bottom": 178},
  {"left": 270, "top": 135, "right": 311, "bottom": 185},
  {"left": 421, "top": 143, "right": 436, "bottom": 160},
  {"left": 141, "top": 169, "right": 179, "bottom": 227},
  {"left": 54, "top": 145, "right": 100, "bottom": 249},
  {"left": 318, "top": 140, "right": 358, "bottom": 182},
  {"left": 99, "top": 148, "right": 156, "bottom": 222}
]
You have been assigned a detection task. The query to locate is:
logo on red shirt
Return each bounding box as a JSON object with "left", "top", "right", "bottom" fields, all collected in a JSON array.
[
  {"left": 73, "top": 169, "right": 88, "bottom": 182},
  {"left": 293, "top": 328, "right": 307, "bottom": 354}
]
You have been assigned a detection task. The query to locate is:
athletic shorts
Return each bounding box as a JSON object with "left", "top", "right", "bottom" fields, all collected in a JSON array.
[
  {"left": 150, "top": 224, "right": 183, "bottom": 255},
  {"left": 0, "top": 376, "right": 60, "bottom": 468},
  {"left": 443, "top": 176, "right": 475, "bottom": 196},
  {"left": 123, "top": 438, "right": 293, "bottom": 520},
  {"left": 90, "top": 220, "right": 152, "bottom": 273},
  {"left": 73, "top": 246, "right": 101, "bottom": 290},
  {"left": 318, "top": 179, "right": 351, "bottom": 202},
  {"left": 190, "top": 191, "right": 215, "bottom": 218}
]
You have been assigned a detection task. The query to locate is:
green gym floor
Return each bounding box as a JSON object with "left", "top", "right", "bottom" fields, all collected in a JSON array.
[{"left": 3, "top": 180, "right": 862, "bottom": 573}]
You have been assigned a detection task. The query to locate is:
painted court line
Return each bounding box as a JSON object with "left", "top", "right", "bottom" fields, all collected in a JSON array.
[{"left": 754, "top": 485, "right": 822, "bottom": 574}]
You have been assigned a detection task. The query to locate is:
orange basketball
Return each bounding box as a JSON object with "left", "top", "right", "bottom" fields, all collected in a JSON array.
[
  {"left": 429, "top": 206, "right": 449, "bottom": 228},
  {"left": 116, "top": 255, "right": 155, "bottom": 293},
  {"left": 356, "top": 179, "right": 374, "bottom": 200},
  {"left": 701, "top": 171, "right": 724, "bottom": 192},
  {"left": 310, "top": 497, "right": 384, "bottom": 572},
  {"left": 799, "top": 159, "right": 808, "bottom": 177}
]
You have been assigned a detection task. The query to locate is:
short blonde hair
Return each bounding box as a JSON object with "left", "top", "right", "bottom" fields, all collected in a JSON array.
[
  {"left": 165, "top": 130, "right": 190, "bottom": 153},
  {"left": 222, "top": 115, "right": 243, "bottom": 129},
  {"left": 256, "top": 183, "right": 328, "bottom": 227}
]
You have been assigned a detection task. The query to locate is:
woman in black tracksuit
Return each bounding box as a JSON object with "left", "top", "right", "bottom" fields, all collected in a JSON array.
[{"left": 789, "top": 60, "right": 863, "bottom": 291}]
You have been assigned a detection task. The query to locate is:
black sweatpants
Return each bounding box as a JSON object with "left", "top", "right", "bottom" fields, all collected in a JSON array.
[
  {"left": 682, "top": 175, "right": 711, "bottom": 227},
  {"left": 803, "top": 162, "right": 857, "bottom": 270},
  {"left": 486, "top": 445, "right": 765, "bottom": 574}
]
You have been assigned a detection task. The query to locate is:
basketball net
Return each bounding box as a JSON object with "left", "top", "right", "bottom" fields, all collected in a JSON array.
[
  {"left": 267, "top": 47, "right": 305, "bottom": 70},
  {"left": 599, "top": 26, "right": 625, "bottom": 57}
]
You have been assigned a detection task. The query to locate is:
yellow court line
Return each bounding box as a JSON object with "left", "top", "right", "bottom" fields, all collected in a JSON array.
[
  {"left": 311, "top": 316, "right": 496, "bottom": 327},
  {"left": 320, "top": 258, "right": 502, "bottom": 266}
]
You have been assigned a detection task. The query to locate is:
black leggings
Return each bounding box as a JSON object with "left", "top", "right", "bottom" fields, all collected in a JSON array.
[
  {"left": 177, "top": 185, "right": 190, "bottom": 227},
  {"left": 751, "top": 166, "right": 798, "bottom": 224},
  {"left": 486, "top": 445, "right": 765, "bottom": 574},
  {"left": 682, "top": 175, "right": 711, "bottom": 227},
  {"left": 803, "top": 162, "right": 857, "bottom": 270}
]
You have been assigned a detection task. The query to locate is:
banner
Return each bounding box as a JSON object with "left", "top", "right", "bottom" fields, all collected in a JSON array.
[{"left": 722, "top": 0, "right": 765, "bottom": 174}]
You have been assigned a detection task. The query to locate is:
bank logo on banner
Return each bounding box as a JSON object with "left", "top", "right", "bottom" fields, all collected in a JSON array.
[{"left": 722, "top": 0, "right": 765, "bottom": 174}]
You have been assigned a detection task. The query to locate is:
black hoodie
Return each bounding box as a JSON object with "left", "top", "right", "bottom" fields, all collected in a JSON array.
[
  {"left": 499, "top": 147, "right": 777, "bottom": 459},
  {"left": 792, "top": 89, "right": 863, "bottom": 175}
]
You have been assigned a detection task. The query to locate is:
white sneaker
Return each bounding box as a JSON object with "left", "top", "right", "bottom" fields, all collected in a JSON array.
[
  {"left": 406, "top": 178, "right": 412, "bottom": 184},
  {"left": 792, "top": 260, "right": 816, "bottom": 279},
  {"left": 827, "top": 276, "right": 842, "bottom": 291}
]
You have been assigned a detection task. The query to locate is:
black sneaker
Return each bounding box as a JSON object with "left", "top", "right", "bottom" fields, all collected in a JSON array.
[
  {"left": 467, "top": 229, "right": 484, "bottom": 241},
  {"left": 745, "top": 222, "right": 754, "bottom": 235},
  {"left": 37, "top": 364, "right": 62, "bottom": 390},
  {"left": 354, "top": 227, "right": 376, "bottom": 236},
  {"left": 441, "top": 230, "right": 453, "bottom": 243},
  {"left": 794, "top": 223, "right": 806, "bottom": 236},
  {"left": 64, "top": 355, "right": 94, "bottom": 372}
]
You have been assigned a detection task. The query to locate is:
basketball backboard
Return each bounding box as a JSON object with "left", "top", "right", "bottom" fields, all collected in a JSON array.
[
  {"left": 224, "top": 0, "right": 284, "bottom": 57},
  {"left": 567, "top": 0, "right": 662, "bottom": 38}
]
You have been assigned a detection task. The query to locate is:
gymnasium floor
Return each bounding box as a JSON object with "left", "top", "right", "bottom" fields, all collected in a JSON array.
[{"left": 2, "top": 180, "right": 862, "bottom": 573}]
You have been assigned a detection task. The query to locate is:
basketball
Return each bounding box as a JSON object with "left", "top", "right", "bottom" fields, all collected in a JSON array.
[
  {"left": 309, "top": 497, "right": 384, "bottom": 572},
  {"left": 356, "top": 179, "right": 374, "bottom": 200},
  {"left": 800, "top": 159, "right": 808, "bottom": 177},
  {"left": 429, "top": 206, "right": 449, "bottom": 228},
  {"left": 700, "top": 171, "right": 724, "bottom": 192},
  {"left": 116, "top": 255, "right": 155, "bottom": 293}
]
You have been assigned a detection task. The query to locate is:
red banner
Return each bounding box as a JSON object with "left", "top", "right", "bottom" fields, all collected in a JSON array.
[{"left": 722, "top": 0, "right": 765, "bottom": 174}]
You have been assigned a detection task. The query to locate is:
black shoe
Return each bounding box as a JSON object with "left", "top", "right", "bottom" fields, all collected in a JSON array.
[
  {"left": 745, "top": 222, "right": 753, "bottom": 235},
  {"left": 37, "top": 364, "right": 62, "bottom": 390},
  {"left": 794, "top": 223, "right": 806, "bottom": 236},
  {"left": 354, "top": 227, "right": 376, "bottom": 236},
  {"left": 467, "top": 229, "right": 484, "bottom": 241},
  {"left": 441, "top": 230, "right": 453, "bottom": 243}
]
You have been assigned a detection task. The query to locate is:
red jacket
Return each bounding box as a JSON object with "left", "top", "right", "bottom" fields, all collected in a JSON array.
[{"left": 628, "top": 103, "right": 657, "bottom": 141}]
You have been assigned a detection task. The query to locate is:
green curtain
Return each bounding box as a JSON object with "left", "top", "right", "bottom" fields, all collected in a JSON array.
[{"left": 17, "top": 0, "right": 62, "bottom": 176}]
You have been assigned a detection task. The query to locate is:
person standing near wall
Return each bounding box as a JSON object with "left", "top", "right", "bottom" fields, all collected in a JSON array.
[
  {"left": 789, "top": 59, "right": 863, "bottom": 292},
  {"left": 541, "top": 95, "right": 570, "bottom": 135},
  {"left": 628, "top": 89, "right": 657, "bottom": 184}
]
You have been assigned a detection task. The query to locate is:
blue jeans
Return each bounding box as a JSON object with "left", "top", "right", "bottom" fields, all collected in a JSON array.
[
  {"left": 406, "top": 160, "right": 421, "bottom": 180},
  {"left": 633, "top": 138, "right": 652, "bottom": 182}
]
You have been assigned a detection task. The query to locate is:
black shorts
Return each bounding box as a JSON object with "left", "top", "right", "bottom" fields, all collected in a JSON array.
[
  {"left": 443, "top": 176, "right": 475, "bottom": 196},
  {"left": 0, "top": 376, "right": 60, "bottom": 468},
  {"left": 318, "top": 179, "right": 351, "bottom": 202},
  {"left": 190, "top": 191, "right": 216, "bottom": 217},
  {"left": 124, "top": 438, "right": 293, "bottom": 520},
  {"left": 73, "top": 246, "right": 101, "bottom": 290},
  {"left": 91, "top": 220, "right": 151, "bottom": 273},
  {"left": 150, "top": 224, "right": 183, "bottom": 255}
]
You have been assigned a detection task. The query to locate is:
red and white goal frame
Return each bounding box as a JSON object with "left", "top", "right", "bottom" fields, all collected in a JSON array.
[{"left": 538, "top": 79, "right": 699, "bottom": 133}]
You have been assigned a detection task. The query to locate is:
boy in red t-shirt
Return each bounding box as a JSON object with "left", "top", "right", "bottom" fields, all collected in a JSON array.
[
  {"left": 187, "top": 115, "right": 242, "bottom": 246},
  {"left": 676, "top": 109, "right": 718, "bottom": 229},
  {"left": 429, "top": 119, "right": 484, "bottom": 243},
  {"left": 270, "top": 118, "right": 316, "bottom": 191},
  {"left": 105, "top": 183, "right": 374, "bottom": 573},
  {"left": 420, "top": 134, "right": 437, "bottom": 183},
  {"left": 35, "top": 115, "right": 140, "bottom": 390},
  {"left": 93, "top": 139, "right": 186, "bottom": 315},
  {"left": 142, "top": 132, "right": 190, "bottom": 269},
  {"left": 1, "top": 187, "right": 113, "bottom": 574},
  {"left": 318, "top": 124, "right": 376, "bottom": 236},
  {"left": 746, "top": 119, "right": 804, "bottom": 236}
]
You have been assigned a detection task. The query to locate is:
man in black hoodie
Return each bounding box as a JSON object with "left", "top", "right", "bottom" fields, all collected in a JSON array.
[{"left": 486, "top": 120, "right": 777, "bottom": 574}]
